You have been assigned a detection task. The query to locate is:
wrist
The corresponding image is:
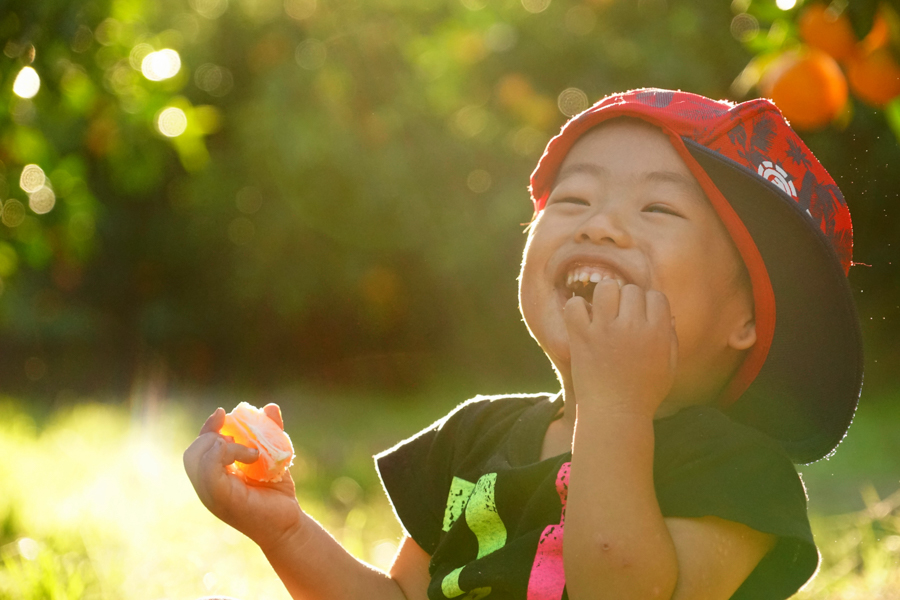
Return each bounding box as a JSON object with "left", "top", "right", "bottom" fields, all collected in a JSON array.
[
  {"left": 574, "top": 400, "right": 658, "bottom": 423},
  {"left": 254, "top": 504, "right": 309, "bottom": 555}
]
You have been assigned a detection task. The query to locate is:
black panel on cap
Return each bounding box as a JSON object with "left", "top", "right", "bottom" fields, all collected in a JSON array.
[{"left": 684, "top": 139, "right": 863, "bottom": 464}]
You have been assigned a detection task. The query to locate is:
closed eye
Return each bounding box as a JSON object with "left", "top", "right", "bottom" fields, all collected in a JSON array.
[
  {"left": 549, "top": 196, "right": 589, "bottom": 207},
  {"left": 643, "top": 203, "right": 683, "bottom": 217}
]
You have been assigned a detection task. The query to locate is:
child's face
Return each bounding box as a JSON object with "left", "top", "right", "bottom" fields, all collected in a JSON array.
[{"left": 519, "top": 119, "right": 756, "bottom": 407}]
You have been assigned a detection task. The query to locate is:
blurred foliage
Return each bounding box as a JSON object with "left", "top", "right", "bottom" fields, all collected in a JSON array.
[{"left": 0, "top": 0, "right": 897, "bottom": 399}]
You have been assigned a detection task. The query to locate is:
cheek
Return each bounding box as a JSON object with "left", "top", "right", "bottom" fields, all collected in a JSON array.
[{"left": 518, "top": 260, "right": 542, "bottom": 326}]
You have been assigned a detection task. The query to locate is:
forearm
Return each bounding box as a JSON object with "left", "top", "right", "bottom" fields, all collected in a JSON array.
[
  {"left": 260, "top": 510, "right": 408, "bottom": 600},
  {"left": 563, "top": 407, "right": 678, "bottom": 600}
]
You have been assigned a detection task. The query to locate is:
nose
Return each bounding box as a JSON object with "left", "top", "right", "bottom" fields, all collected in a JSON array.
[{"left": 574, "top": 204, "right": 632, "bottom": 246}]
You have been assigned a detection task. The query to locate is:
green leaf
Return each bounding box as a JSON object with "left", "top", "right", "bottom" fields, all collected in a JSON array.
[
  {"left": 884, "top": 97, "right": 900, "bottom": 142},
  {"left": 845, "top": 0, "right": 880, "bottom": 40}
]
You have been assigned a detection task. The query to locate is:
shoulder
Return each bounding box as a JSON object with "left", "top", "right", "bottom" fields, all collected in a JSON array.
[
  {"left": 442, "top": 391, "right": 556, "bottom": 433},
  {"left": 652, "top": 405, "right": 818, "bottom": 598},
  {"left": 654, "top": 404, "right": 811, "bottom": 538},
  {"left": 654, "top": 404, "right": 793, "bottom": 467},
  {"left": 375, "top": 391, "right": 555, "bottom": 464}
]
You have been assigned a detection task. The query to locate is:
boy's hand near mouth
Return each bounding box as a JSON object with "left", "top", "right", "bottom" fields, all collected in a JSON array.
[{"left": 564, "top": 279, "right": 678, "bottom": 419}]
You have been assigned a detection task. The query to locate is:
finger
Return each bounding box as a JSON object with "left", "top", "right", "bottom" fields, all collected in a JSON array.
[
  {"left": 183, "top": 432, "right": 221, "bottom": 482},
  {"left": 221, "top": 440, "right": 260, "bottom": 466},
  {"left": 646, "top": 290, "right": 678, "bottom": 366},
  {"left": 591, "top": 279, "right": 621, "bottom": 319},
  {"left": 645, "top": 290, "right": 672, "bottom": 327},
  {"left": 264, "top": 403, "right": 284, "bottom": 430},
  {"left": 617, "top": 284, "right": 646, "bottom": 322},
  {"left": 200, "top": 408, "right": 225, "bottom": 435},
  {"left": 564, "top": 294, "right": 591, "bottom": 327}
]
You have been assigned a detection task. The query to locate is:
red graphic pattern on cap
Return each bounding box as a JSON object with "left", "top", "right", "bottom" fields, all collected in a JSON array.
[{"left": 529, "top": 88, "right": 853, "bottom": 274}]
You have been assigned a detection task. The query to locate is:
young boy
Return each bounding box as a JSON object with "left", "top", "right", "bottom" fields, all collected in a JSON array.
[{"left": 184, "top": 88, "right": 863, "bottom": 600}]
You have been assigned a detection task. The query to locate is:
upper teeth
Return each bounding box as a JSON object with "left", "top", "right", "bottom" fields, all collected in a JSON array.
[{"left": 565, "top": 266, "right": 625, "bottom": 290}]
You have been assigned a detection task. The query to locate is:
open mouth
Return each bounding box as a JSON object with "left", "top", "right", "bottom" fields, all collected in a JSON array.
[{"left": 562, "top": 265, "right": 626, "bottom": 303}]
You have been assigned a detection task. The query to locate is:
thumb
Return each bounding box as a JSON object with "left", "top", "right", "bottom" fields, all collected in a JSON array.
[
  {"left": 200, "top": 407, "right": 226, "bottom": 435},
  {"left": 222, "top": 440, "right": 260, "bottom": 466}
]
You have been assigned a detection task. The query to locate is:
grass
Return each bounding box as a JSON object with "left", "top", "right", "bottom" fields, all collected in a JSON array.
[{"left": 0, "top": 386, "right": 898, "bottom": 599}]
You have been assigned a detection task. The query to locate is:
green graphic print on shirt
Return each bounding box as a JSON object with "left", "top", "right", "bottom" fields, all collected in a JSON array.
[
  {"left": 440, "top": 473, "right": 507, "bottom": 599},
  {"left": 438, "top": 463, "right": 571, "bottom": 600}
]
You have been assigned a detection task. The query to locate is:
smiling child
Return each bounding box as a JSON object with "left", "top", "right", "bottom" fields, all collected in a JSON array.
[{"left": 184, "top": 88, "right": 863, "bottom": 600}]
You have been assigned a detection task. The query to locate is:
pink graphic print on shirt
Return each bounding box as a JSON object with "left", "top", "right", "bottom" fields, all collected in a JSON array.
[{"left": 526, "top": 461, "right": 570, "bottom": 600}]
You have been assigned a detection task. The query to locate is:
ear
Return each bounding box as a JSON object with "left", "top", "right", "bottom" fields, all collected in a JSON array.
[{"left": 728, "top": 315, "right": 757, "bottom": 351}]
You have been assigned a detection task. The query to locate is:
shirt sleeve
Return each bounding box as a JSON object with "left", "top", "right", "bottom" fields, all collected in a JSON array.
[
  {"left": 374, "top": 399, "right": 486, "bottom": 555},
  {"left": 653, "top": 406, "right": 819, "bottom": 600}
]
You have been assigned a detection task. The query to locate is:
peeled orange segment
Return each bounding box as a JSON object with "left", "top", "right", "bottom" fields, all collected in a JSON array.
[{"left": 220, "top": 402, "right": 294, "bottom": 482}]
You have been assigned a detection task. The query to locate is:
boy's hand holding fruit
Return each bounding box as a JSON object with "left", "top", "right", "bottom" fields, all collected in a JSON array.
[{"left": 183, "top": 402, "right": 304, "bottom": 551}]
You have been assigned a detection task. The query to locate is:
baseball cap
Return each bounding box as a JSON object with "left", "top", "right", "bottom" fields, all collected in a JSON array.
[{"left": 530, "top": 88, "right": 863, "bottom": 464}]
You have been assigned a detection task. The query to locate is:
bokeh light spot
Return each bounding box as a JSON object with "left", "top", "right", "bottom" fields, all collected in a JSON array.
[
  {"left": 284, "top": 0, "right": 316, "bottom": 20},
  {"left": 13, "top": 66, "right": 40, "bottom": 99},
  {"left": 236, "top": 186, "right": 263, "bottom": 214},
  {"left": 484, "top": 23, "right": 517, "bottom": 53},
  {"left": 141, "top": 49, "right": 182, "bottom": 81},
  {"left": 460, "top": 0, "right": 486, "bottom": 10},
  {"left": 521, "top": 0, "right": 551, "bottom": 14},
  {"left": 467, "top": 169, "right": 492, "bottom": 193},
  {"left": 190, "top": 0, "right": 230, "bottom": 19},
  {"left": 195, "top": 63, "right": 234, "bottom": 97},
  {"left": 565, "top": 6, "right": 597, "bottom": 35},
  {"left": 295, "top": 39, "right": 327, "bottom": 70},
  {"left": 157, "top": 107, "right": 188, "bottom": 137},
  {"left": 370, "top": 539, "right": 399, "bottom": 570},
  {"left": 776, "top": 0, "right": 796, "bottom": 10},
  {"left": 1, "top": 200, "right": 26, "bottom": 227},
  {"left": 202, "top": 572, "right": 218, "bottom": 591},
  {"left": 94, "top": 19, "right": 121, "bottom": 46},
  {"left": 331, "top": 476, "right": 362, "bottom": 506},
  {"left": 17, "top": 538, "right": 39, "bottom": 560},
  {"left": 730, "top": 13, "right": 760, "bottom": 42},
  {"left": 509, "top": 126, "right": 544, "bottom": 157},
  {"left": 130, "top": 43, "right": 155, "bottom": 70},
  {"left": 452, "top": 105, "right": 489, "bottom": 138},
  {"left": 19, "top": 165, "right": 46, "bottom": 193},
  {"left": 557, "top": 87, "right": 589, "bottom": 116},
  {"left": 29, "top": 187, "right": 56, "bottom": 215},
  {"left": 71, "top": 25, "right": 94, "bottom": 53}
]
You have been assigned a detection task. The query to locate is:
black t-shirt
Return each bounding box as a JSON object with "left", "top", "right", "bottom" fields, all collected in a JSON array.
[{"left": 375, "top": 392, "right": 818, "bottom": 600}]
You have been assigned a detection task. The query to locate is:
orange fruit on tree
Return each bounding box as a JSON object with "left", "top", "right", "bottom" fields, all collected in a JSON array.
[
  {"left": 798, "top": 3, "right": 858, "bottom": 62},
  {"left": 761, "top": 48, "right": 849, "bottom": 130},
  {"left": 846, "top": 46, "right": 900, "bottom": 106},
  {"left": 845, "top": 6, "right": 900, "bottom": 106}
]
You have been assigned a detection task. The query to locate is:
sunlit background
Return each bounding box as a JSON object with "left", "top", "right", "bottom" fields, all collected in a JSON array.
[{"left": 1, "top": 0, "right": 899, "bottom": 597}]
